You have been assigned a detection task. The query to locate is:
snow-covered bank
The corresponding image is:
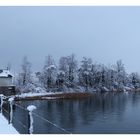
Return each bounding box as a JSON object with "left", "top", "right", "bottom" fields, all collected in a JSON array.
[
  {"left": 0, "top": 114, "right": 18, "bottom": 134},
  {"left": 15, "top": 92, "right": 63, "bottom": 98},
  {"left": 13, "top": 84, "right": 140, "bottom": 101},
  {"left": 14, "top": 92, "right": 92, "bottom": 100}
]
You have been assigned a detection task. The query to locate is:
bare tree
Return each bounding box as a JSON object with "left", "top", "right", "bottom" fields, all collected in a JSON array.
[{"left": 19, "top": 56, "right": 32, "bottom": 86}]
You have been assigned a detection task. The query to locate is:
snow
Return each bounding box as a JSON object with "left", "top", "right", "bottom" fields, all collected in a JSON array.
[
  {"left": 16, "top": 92, "right": 63, "bottom": 98},
  {"left": 84, "top": 71, "right": 89, "bottom": 75},
  {"left": 102, "top": 87, "right": 109, "bottom": 92},
  {"left": 46, "top": 65, "right": 56, "bottom": 70},
  {"left": 0, "top": 114, "right": 18, "bottom": 134},
  {"left": 0, "top": 94, "right": 4, "bottom": 97},
  {"left": 58, "top": 70, "right": 65, "bottom": 75},
  {"left": 42, "top": 97, "right": 60, "bottom": 99},
  {"left": 16, "top": 93, "right": 48, "bottom": 98},
  {"left": 34, "top": 87, "right": 46, "bottom": 93},
  {"left": 8, "top": 97, "right": 14, "bottom": 102},
  {"left": 0, "top": 69, "right": 13, "bottom": 77},
  {"left": 27, "top": 105, "right": 36, "bottom": 112}
]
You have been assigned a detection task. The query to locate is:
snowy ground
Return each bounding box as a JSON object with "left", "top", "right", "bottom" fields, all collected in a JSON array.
[
  {"left": 15, "top": 92, "right": 63, "bottom": 98},
  {"left": 0, "top": 114, "right": 18, "bottom": 134}
]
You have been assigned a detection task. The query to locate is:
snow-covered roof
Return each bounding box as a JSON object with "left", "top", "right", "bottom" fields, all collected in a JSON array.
[{"left": 0, "top": 69, "right": 13, "bottom": 78}]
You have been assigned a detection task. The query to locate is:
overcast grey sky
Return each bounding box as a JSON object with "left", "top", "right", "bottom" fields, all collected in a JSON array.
[{"left": 0, "top": 6, "right": 140, "bottom": 73}]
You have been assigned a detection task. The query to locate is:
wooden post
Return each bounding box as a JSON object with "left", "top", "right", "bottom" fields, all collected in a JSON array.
[
  {"left": 8, "top": 97, "right": 14, "bottom": 124},
  {"left": 27, "top": 105, "right": 36, "bottom": 134},
  {"left": 8, "top": 102, "right": 10, "bottom": 124},
  {"left": 27, "top": 112, "right": 30, "bottom": 134},
  {"left": 0, "top": 94, "right": 4, "bottom": 113}
]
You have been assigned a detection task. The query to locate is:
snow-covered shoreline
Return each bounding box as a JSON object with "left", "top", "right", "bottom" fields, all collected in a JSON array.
[
  {"left": 14, "top": 92, "right": 92, "bottom": 100},
  {"left": 13, "top": 86, "right": 140, "bottom": 101},
  {"left": 15, "top": 92, "right": 63, "bottom": 98}
]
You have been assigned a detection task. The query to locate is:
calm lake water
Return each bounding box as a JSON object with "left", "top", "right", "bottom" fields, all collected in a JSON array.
[{"left": 4, "top": 92, "right": 140, "bottom": 134}]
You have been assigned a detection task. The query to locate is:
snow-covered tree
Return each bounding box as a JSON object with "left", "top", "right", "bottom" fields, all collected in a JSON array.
[
  {"left": 15, "top": 54, "right": 140, "bottom": 94},
  {"left": 18, "top": 56, "right": 32, "bottom": 86},
  {"left": 41, "top": 55, "right": 57, "bottom": 91},
  {"left": 56, "top": 54, "right": 78, "bottom": 91},
  {"left": 129, "top": 72, "right": 140, "bottom": 89},
  {"left": 66, "top": 54, "right": 78, "bottom": 87},
  {"left": 105, "top": 68, "right": 116, "bottom": 90},
  {"left": 15, "top": 56, "right": 33, "bottom": 93},
  {"left": 114, "top": 60, "right": 127, "bottom": 91},
  {"left": 92, "top": 64, "right": 102, "bottom": 88},
  {"left": 57, "top": 56, "right": 68, "bottom": 89},
  {"left": 78, "top": 57, "right": 92, "bottom": 90}
]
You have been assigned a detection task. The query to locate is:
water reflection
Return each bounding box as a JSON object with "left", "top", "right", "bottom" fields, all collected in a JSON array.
[{"left": 7, "top": 92, "right": 140, "bottom": 134}]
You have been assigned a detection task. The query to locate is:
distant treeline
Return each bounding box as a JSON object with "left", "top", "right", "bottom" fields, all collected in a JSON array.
[{"left": 15, "top": 54, "right": 140, "bottom": 93}]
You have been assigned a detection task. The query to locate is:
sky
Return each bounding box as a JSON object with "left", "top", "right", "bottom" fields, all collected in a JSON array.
[{"left": 0, "top": 6, "right": 140, "bottom": 73}]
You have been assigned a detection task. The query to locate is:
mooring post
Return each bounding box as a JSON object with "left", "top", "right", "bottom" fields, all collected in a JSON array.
[
  {"left": 8, "top": 97, "right": 14, "bottom": 124},
  {"left": 0, "top": 94, "right": 4, "bottom": 113},
  {"left": 27, "top": 105, "right": 36, "bottom": 134}
]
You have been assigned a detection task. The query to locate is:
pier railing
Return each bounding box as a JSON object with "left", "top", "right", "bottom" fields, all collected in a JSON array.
[{"left": 0, "top": 94, "right": 72, "bottom": 134}]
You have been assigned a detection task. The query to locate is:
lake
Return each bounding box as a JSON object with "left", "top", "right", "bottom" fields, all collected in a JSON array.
[{"left": 3, "top": 92, "right": 140, "bottom": 134}]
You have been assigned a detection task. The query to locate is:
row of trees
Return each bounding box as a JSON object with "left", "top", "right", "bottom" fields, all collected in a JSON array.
[{"left": 15, "top": 55, "right": 140, "bottom": 93}]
